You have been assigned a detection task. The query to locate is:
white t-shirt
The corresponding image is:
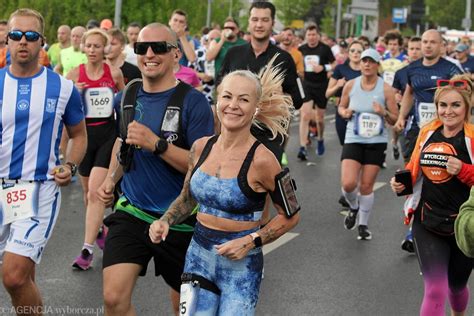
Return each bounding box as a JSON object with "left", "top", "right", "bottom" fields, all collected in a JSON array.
[{"left": 124, "top": 45, "right": 138, "bottom": 66}]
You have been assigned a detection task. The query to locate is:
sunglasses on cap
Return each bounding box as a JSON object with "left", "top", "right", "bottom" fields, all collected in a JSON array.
[
  {"left": 7, "top": 30, "right": 43, "bottom": 42},
  {"left": 134, "top": 41, "right": 177, "bottom": 55},
  {"left": 436, "top": 79, "right": 470, "bottom": 90}
]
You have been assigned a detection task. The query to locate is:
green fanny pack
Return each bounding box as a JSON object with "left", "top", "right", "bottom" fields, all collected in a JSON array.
[{"left": 115, "top": 196, "right": 197, "bottom": 232}]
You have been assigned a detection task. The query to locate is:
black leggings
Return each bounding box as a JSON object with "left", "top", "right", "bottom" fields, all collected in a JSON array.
[{"left": 412, "top": 211, "right": 473, "bottom": 315}]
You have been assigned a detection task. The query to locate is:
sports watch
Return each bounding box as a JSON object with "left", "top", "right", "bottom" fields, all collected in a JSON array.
[
  {"left": 250, "top": 232, "right": 262, "bottom": 248},
  {"left": 153, "top": 138, "right": 169, "bottom": 156},
  {"left": 65, "top": 162, "right": 77, "bottom": 177}
]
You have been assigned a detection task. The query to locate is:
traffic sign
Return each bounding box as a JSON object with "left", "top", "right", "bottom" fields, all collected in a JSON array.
[
  {"left": 462, "top": 18, "right": 472, "bottom": 30},
  {"left": 392, "top": 8, "right": 407, "bottom": 24},
  {"left": 350, "top": 0, "right": 378, "bottom": 17}
]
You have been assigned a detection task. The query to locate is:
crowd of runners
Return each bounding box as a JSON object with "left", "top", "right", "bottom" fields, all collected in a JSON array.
[{"left": 1, "top": 1, "right": 474, "bottom": 315}]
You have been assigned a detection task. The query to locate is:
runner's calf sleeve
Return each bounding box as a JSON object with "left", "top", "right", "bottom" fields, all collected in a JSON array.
[
  {"left": 358, "top": 193, "right": 374, "bottom": 226},
  {"left": 341, "top": 188, "right": 359, "bottom": 210}
]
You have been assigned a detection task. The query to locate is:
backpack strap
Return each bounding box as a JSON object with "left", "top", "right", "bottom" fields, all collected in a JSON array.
[
  {"left": 118, "top": 78, "right": 142, "bottom": 172},
  {"left": 159, "top": 80, "right": 192, "bottom": 149},
  {"left": 119, "top": 78, "right": 142, "bottom": 140}
]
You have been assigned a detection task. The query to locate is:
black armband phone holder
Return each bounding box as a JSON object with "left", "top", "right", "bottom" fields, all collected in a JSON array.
[{"left": 269, "top": 168, "right": 301, "bottom": 218}]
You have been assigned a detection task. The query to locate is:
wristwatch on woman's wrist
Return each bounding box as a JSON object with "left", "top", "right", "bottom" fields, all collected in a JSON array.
[{"left": 250, "top": 232, "right": 262, "bottom": 248}]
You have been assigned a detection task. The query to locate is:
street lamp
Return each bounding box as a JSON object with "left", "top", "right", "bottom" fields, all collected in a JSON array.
[
  {"left": 114, "top": 0, "right": 122, "bottom": 28},
  {"left": 207, "top": 0, "right": 212, "bottom": 27}
]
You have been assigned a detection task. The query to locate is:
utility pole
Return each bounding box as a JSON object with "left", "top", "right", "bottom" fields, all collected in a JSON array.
[
  {"left": 114, "top": 0, "right": 122, "bottom": 28},
  {"left": 336, "top": 0, "right": 342, "bottom": 39},
  {"left": 464, "top": 0, "right": 472, "bottom": 34},
  {"left": 207, "top": 0, "right": 212, "bottom": 27}
]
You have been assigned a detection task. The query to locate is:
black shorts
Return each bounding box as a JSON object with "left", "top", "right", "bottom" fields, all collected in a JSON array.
[
  {"left": 341, "top": 143, "right": 387, "bottom": 167},
  {"left": 79, "top": 123, "right": 116, "bottom": 177},
  {"left": 102, "top": 211, "right": 193, "bottom": 292},
  {"left": 303, "top": 83, "right": 328, "bottom": 109}
]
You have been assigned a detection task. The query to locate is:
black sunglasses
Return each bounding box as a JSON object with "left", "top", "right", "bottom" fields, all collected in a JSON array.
[
  {"left": 134, "top": 41, "right": 177, "bottom": 55},
  {"left": 224, "top": 26, "right": 236, "bottom": 31},
  {"left": 8, "top": 30, "right": 43, "bottom": 42}
]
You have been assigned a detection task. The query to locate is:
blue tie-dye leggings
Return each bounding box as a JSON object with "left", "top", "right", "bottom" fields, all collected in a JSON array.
[{"left": 182, "top": 222, "right": 263, "bottom": 315}]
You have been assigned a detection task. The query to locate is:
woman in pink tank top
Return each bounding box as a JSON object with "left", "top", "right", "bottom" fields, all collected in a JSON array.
[{"left": 67, "top": 28, "right": 125, "bottom": 271}]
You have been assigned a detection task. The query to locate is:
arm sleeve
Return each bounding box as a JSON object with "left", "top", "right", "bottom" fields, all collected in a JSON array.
[{"left": 62, "top": 87, "right": 84, "bottom": 126}]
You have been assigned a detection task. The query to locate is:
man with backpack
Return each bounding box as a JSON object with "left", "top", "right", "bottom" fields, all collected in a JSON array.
[{"left": 97, "top": 23, "right": 214, "bottom": 315}]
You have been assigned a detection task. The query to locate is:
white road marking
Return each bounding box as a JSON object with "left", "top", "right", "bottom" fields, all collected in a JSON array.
[
  {"left": 373, "top": 182, "right": 386, "bottom": 191},
  {"left": 263, "top": 232, "right": 299, "bottom": 256},
  {"left": 324, "top": 114, "right": 335, "bottom": 120}
]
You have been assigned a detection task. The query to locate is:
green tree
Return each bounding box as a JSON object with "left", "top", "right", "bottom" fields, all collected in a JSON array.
[
  {"left": 274, "top": 0, "right": 313, "bottom": 27},
  {"left": 0, "top": 0, "right": 245, "bottom": 45},
  {"left": 320, "top": 0, "right": 351, "bottom": 36},
  {"left": 424, "top": 0, "right": 473, "bottom": 29}
]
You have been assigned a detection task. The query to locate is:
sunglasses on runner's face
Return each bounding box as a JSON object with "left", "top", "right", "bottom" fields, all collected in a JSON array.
[
  {"left": 436, "top": 79, "right": 469, "bottom": 90},
  {"left": 7, "top": 30, "right": 42, "bottom": 42},
  {"left": 350, "top": 49, "right": 363, "bottom": 53},
  {"left": 134, "top": 41, "right": 177, "bottom": 55}
]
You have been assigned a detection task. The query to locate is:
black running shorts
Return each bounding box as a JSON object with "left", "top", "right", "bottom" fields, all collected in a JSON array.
[
  {"left": 102, "top": 210, "right": 193, "bottom": 292},
  {"left": 341, "top": 142, "right": 387, "bottom": 167},
  {"left": 79, "top": 123, "right": 117, "bottom": 177},
  {"left": 303, "top": 82, "right": 328, "bottom": 109}
]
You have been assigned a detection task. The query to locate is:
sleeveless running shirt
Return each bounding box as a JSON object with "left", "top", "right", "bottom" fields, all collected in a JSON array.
[
  {"left": 190, "top": 136, "right": 267, "bottom": 222},
  {"left": 345, "top": 76, "right": 388, "bottom": 144},
  {"left": 78, "top": 63, "right": 117, "bottom": 126}
]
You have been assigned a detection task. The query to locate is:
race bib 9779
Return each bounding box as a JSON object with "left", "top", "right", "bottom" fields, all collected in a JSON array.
[{"left": 417, "top": 102, "right": 436, "bottom": 128}]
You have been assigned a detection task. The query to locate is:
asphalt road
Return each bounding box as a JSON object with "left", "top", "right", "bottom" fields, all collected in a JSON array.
[{"left": 1, "top": 105, "right": 472, "bottom": 315}]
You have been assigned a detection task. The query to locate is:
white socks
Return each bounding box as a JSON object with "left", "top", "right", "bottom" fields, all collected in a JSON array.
[
  {"left": 342, "top": 188, "right": 359, "bottom": 210},
  {"left": 358, "top": 193, "right": 374, "bottom": 226},
  {"left": 83, "top": 243, "right": 94, "bottom": 254}
]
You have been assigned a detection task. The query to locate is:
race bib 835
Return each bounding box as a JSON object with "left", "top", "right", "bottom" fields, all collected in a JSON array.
[{"left": 1, "top": 181, "right": 39, "bottom": 224}]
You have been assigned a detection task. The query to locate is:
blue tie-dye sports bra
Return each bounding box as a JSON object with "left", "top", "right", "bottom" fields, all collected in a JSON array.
[{"left": 190, "top": 135, "right": 267, "bottom": 222}]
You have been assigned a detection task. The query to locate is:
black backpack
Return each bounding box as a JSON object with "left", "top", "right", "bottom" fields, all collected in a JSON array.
[{"left": 118, "top": 79, "right": 192, "bottom": 172}]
